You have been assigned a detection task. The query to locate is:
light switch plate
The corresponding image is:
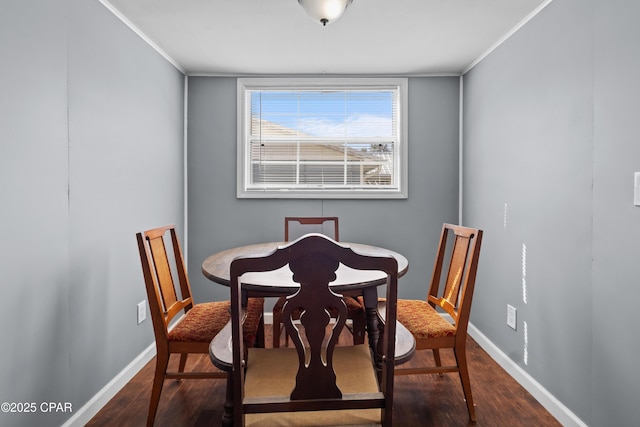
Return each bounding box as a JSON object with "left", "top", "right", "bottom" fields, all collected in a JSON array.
[{"left": 635, "top": 172, "right": 640, "bottom": 206}]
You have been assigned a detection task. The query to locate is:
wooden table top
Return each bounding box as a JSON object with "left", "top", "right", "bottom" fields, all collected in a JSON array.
[{"left": 201, "top": 241, "right": 409, "bottom": 295}]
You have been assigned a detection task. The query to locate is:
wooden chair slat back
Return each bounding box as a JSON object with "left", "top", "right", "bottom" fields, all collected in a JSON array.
[
  {"left": 170, "top": 227, "right": 192, "bottom": 305},
  {"left": 429, "top": 224, "right": 483, "bottom": 326},
  {"left": 137, "top": 225, "right": 193, "bottom": 333},
  {"left": 284, "top": 217, "right": 339, "bottom": 242},
  {"left": 285, "top": 251, "right": 347, "bottom": 400},
  {"left": 442, "top": 234, "right": 471, "bottom": 306},
  {"left": 148, "top": 235, "right": 179, "bottom": 312}
]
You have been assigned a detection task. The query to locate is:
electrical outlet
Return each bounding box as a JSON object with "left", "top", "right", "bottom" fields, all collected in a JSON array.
[
  {"left": 507, "top": 304, "right": 517, "bottom": 330},
  {"left": 137, "top": 301, "right": 147, "bottom": 325}
]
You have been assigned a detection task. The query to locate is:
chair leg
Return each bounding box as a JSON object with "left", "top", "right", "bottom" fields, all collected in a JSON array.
[
  {"left": 178, "top": 353, "right": 188, "bottom": 373},
  {"left": 352, "top": 309, "right": 366, "bottom": 345},
  {"left": 255, "top": 315, "right": 265, "bottom": 347},
  {"left": 273, "top": 310, "right": 282, "bottom": 348},
  {"left": 147, "top": 351, "right": 169, "bottom": 427},
  {"left": 454, "top": 343, "right": 476, "bottom": 422},
  {"left": 432, "top": 349, "right": 442, "bottom": 367}
]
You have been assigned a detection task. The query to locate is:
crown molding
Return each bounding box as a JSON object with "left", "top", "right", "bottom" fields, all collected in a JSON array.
[
  {"left": 462, "top": 0, "right": 555, "bottom": 75},
  {"left": 99, "top": 0, "right": 185, "bottom": 75}
]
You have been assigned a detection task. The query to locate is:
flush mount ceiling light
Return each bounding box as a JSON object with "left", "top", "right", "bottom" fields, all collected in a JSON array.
[{"left": 298, "top": 0, "right": 353, "bottom": 26}]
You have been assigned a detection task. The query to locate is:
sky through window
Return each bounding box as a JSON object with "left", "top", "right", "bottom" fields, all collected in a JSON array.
[{"left": 251, "top": 91, "right": 394, "bottom": 138}]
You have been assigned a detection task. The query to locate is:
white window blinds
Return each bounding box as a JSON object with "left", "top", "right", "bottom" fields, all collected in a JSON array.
[{"left": 237, "top": 78, "right": 408, "bottom": 199}]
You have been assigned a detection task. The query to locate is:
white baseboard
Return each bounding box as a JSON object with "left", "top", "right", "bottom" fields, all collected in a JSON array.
[
  {"left": 467, "top": 323, "right": 587, "bottom": 427},
  {"left": 61, "top": 342, "right": 156, "bottom": 427}
]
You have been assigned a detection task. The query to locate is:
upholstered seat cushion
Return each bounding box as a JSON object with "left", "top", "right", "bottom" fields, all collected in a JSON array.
[
  {"left": 396, "top": 299, "right": 456, "bottom": 339},
  {"left": 243, "top": 344, "right": 381, "bottom": 426},
  {"left": 169, "top": 297, "right": 263, "bottom": 346}
]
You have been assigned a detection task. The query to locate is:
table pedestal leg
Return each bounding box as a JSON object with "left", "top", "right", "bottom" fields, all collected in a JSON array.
[
  {"left": 362, "top": 287, "right": 380, "bottom": 354},
  {"left": 220, "top": 372, "right": 233, "bottom": 426}
]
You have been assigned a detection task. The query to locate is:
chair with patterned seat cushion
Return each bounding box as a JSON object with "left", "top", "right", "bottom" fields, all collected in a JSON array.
[
  {"left": 272, "top": 217, "right": 366, "bottom": 348},
  {"left": 392, "top": 223, "right": 483, "bottom": 422},
  {"left": 210, "top": 233, "right": 400, "bottom": 427},
  {"left": 136, "top": 224, "right": 264, "bottom": 426}
]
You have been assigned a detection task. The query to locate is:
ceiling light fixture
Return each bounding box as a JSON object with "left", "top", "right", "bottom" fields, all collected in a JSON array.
[{"left": 298, "top": 0, "right": 353, "bottom": 26}]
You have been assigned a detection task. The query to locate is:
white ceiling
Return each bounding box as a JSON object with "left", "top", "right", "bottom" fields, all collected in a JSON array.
[{"left": 103, "top": 0, "right": 549, "bottom": 76}]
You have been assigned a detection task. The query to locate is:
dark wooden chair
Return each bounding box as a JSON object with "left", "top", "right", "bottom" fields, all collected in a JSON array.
[
  {"left": 136, "top": 224, "right": 265, "bottom": 426},
  {"left": 210, "top": 233, "right": 400, "bottom": 426},
  {"left": 393, "top": 223, "right": 483, "bottom": 421},
  {"left": 272, "top": 217, "right": 366, "bottom": 348}
]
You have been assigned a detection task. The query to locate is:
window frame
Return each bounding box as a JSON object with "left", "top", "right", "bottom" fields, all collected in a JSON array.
[{"left": 236, "top": 77, "right": 408, "bottom": 199}]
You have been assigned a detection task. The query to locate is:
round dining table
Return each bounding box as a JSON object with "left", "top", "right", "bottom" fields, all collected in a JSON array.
[
  {"left": 201, "top": 240, "right": 414, "bottom": 363},
  {"left": 202, "top": 241, "right": 408, "bottom": 293}
]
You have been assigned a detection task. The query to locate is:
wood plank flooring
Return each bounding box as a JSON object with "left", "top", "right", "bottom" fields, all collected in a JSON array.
[{"left": 87, "top": 326, "right": 561, "bottom": 426}]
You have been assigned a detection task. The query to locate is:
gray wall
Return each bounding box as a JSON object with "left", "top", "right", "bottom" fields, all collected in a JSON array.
[
  {"left": 0, "top": 1, "right": 185, "bottom": 425},
  {"left": 464, "top": 0, "right": 640, "bottom": 425},
  {"left": 186, "top": 77, "right": 461, "bottom": 306},
  {"left": 592, "top": 0, "right": 640, "bottom": 425}
]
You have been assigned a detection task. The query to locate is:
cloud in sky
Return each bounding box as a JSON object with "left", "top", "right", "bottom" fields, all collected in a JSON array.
[{"left": 296, "top": 114, "right": 393, "bottom": 138}]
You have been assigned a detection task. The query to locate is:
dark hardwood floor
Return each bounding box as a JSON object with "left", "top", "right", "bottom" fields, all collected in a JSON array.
[{"left": 87, "top": 325, "right": 561, "bottom": 426}]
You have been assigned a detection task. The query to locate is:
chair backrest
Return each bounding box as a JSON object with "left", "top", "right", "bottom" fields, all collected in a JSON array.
[
  {"left": 136, "top": 224, "right": 193, "bottom": 341},
  {"left": 229, "top": 233, "right": 398, "bottom": 424},
  {"left": 284, "top": 216, "right": 339, "bottom": 242},
  {"left": 428, "top": 223, "right": 483, "bottom": 336}
]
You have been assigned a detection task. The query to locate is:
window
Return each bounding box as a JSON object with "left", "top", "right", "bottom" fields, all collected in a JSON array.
[{"left": 237, "top": 78, "right": 408, "bottom": 199}]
